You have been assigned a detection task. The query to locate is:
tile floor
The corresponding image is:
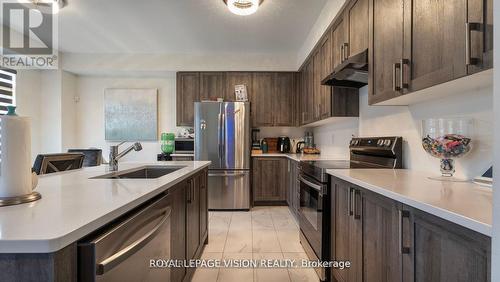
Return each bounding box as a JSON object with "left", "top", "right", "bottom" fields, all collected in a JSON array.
[{"left": 192, "top": 206, "right": 320, "bottom": 282}]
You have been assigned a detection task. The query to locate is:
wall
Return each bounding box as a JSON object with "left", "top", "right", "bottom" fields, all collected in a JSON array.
[
  {"left": 61, "top": 71, "right": 77, "bottom": 151},
  {"left": 15, "top": 70, "right": 42, "bottom": 161},
  {"left": 314, "top": 85, "right": 493, "bottom": 179},
  {"left": 490, "top": 0, "right": 499, "bottom": 280},
  {"left": 39, "top": 70, "right": 63, "bottom": 153},
  {"left": 74, "top": 73, "right": 180, "bottom": 162},
  {"left": 296, "top": 0, "right": 346, "bottom": 68}
]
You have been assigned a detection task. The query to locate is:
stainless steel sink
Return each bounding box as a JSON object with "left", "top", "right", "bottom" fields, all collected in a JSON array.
[{"left": 93, "top": 166, "right": 185, "bottom": 179}]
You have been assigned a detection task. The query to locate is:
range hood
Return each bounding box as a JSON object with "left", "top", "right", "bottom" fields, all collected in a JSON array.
[{"left": 321, "top": 49, "right": 368, "bottom": 88}]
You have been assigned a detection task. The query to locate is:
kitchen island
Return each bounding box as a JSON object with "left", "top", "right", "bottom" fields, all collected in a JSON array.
[{"left": 0, "top": 161, "right": 210, "bottom": 282}]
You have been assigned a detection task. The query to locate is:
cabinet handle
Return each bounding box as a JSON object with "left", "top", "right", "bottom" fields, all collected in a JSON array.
[
  {"left": 192, "top": 181, "right": 195, "bottom": 203},
  {"left": 399, "top": 210, "right": 411, "bottom": 254},
  {"left": 465, "top": 22, "right": 481, "bottom": 66},
  {"left": 392, "top": 62, "right": 401, "bottom": 92},
  {"left": 349, "top": 187, "right": 355, "bottom": 216},
  {"left": 187, "top": 181, "right": 192, "bottom": 203},
  {"left": 354, "top": 189, "right": 361, "bottom": 220},
  {"left": 400, "top": 59, "right": 409, "bottom": 90},
  {"left": 340, "top": 45, "right": 344, "bottom": 63},
  {"left": 343, "top": 43, "right": 349, "bottom": 61}
]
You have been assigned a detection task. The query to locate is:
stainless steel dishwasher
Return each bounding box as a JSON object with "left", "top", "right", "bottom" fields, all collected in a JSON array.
[{"left": 78, "top": 193, "right": 172, "bottom": 282}]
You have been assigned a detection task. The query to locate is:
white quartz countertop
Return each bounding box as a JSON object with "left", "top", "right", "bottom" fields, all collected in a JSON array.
[
  {"left": 327, "top": 169, "right": 493, "bottom": 236},
  {"left": 0, "top": 161, "right": 211, "bottom": 253},
  {"left": 252, "top": 153, "right": 343, "bottom": 162}
]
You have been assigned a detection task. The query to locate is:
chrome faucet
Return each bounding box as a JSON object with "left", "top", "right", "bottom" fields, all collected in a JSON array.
[{"left": 109, "top": 142, "right": 143, "bottom": 171}]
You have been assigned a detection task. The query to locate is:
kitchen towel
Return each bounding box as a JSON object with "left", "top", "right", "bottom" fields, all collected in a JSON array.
[{"left": 0, "top": 114, "right": 33, "bottom": 197}]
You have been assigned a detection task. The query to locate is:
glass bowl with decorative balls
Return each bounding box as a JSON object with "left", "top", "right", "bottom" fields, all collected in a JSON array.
[{"left": 421, "top": 118, "right": 473, "bottom": 182}]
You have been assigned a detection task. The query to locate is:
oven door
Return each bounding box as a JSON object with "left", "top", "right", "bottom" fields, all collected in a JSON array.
[{"left": 298, "top": 173, "right": 325, "bottom": 259}]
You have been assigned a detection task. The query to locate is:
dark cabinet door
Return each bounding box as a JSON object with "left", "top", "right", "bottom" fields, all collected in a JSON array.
[
  {"left": 198, "top": 170, "right": 208, "bottom": 243},
  {"left": 331, "top": 17, "right": 347, "bottom": 70},
  {"left": 274, "top": 73, "right": 295, "bottom": 126},
  {"left": 176, "top": 72, "right": 199, "bottom": 126},
  {"left": 361, "top": 190, "right": 402, "bottom": 282},
  {"left": 345, "top": 0, "right": 369, "bottom": 58},
  {"left": 305, "top": 58, "right": 315, "bottom": 124},
  {"left": 200, "top": 72, "right": 226, "bottom": 101},
  {"left": 402, "top": 0, "right": 468, "bottom": 93},
  {"left": 251, "top": 73, "right": 275, "bottom": 127},
  {"left": 252, "top": 158, "right": 286, "bottom": 203},
  {"left": 368, "top": 0, "right": 404, "bottom": 105},
  {"left": 186, "top": 178, "right": 200, "bottom": 260},
  {"left": 298, "top": 69, "right": 307, "bottom": 125},
  {"left": 319, "top": 35, "right": 332, "bottom": 119},
  {"left": 332, "top": 178, "right": 353, "bottom": 282},
  {"left": 313, "top": 50, "right": 322, "bottom": 121},
  {"left": 225, "top": 72, "right": 253, "bottom": 102},
  {"left": 403, "top": 206, "right": 491, "bottom": 282},
  {"left": 170, "top": 183, "right": 186, "bottom": 282},
  {"left": 467, "top": 0, "right": 493, "bottom": 74}
]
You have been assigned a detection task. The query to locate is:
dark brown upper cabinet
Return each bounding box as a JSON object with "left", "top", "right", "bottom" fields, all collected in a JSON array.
[
  {"left": 199, "top": 72, "right": 226, "bottom": 101},
  {"left": 176, "top": 72, "right": 200, "bottom": 126},
  {"left": 345, "top": 0, "right": 369, "bottom": 58},
  {"left": 274, "top": 73, "right": 295, "bottom": 126},
  {"left": 251, "top": 72, "right": 275, "bottom": 127},
  {"left": 252, "top": 72, "right": 296, "bottom": 127},
  {"left": 225, "top": 72, "right": 253, "bottom": 102},
  {"left": 319, "top": 34, "right": 333, "bottom": 119},
  {"left": 313, "top": 49, "right": 322, "bottom": 121},
  {"left": 331, "top": 17, "right": 347, "bottom": 70},
  {"left": 368, "top": 0, "right": 405, "bottom": 105},
  {"left": 369, "top": 0, "right": 493, "bottom": 105}
]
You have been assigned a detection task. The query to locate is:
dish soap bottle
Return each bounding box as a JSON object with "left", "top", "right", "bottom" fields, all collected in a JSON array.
[{"left": 161, "top": 133, "right": 175, "bottom": 154}]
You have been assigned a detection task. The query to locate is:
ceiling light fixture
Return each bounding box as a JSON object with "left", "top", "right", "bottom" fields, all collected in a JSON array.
[
  {"left": 29, "top": 0, "right": 66, "bottom": 13},
  {"left": 223, "top": 0, "right": 264, "bottom": 16}
]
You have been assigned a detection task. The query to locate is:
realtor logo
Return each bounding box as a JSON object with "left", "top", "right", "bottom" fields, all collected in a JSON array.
[{"left": 0, "top": 0, "right": 58, "bottom": 69}]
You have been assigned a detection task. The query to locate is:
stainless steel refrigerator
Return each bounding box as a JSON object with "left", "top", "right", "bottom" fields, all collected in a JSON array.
[{"left": 194, "top": 101, "right": 250, "bottom": 210}]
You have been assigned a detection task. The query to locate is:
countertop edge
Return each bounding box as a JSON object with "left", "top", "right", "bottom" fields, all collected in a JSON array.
[
  {"left": 0, "top": 162, "right": 211, "bottom": 254},
  {"left": 326, "top": 169, "right": 492, "bottom": 237}
]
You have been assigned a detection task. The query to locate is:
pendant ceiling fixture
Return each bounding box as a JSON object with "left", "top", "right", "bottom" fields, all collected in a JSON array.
[{"left": 223, "top": 0, "right": 264, "bottom": 16}]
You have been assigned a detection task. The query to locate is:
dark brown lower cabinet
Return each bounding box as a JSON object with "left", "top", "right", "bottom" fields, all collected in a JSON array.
[
  {"left": 402, "top": 205, "right": 491, "bottom": 282},
  {"left": 198, "top": 170, "right": 209, "bottom": 244},
  {"left": 286, "top": 159, "right": 300, "bottom": 220},
  {"left": 170, "top": 183, "right": 187, "bottom": 282},
  {"left": 331, "top": 176, "right": 491, "bottom": 282},
  {"left": 252, "top": 157, "right": 287, "bottom": 205},
  {"left": 185, "top": 169, "right": 209, "bottom": 281}
]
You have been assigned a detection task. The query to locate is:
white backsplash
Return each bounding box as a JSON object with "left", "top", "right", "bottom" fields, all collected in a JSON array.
[{"left": 314, "top": 85, "right": 493, "bottom": 178}]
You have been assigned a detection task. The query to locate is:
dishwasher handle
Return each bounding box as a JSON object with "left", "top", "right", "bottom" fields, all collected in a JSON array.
[{"left": 96, "top": 207, "right": 172, "bottom": 275}]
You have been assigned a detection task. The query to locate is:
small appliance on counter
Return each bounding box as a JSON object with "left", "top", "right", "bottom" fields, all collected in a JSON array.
[
  {"left": 277, "top": 136, "right": 291, "bottom": 153},
  {"left": 261, "top": 137, "right": 278, "bottom": 153},
  {"left": 295, "top": 141, "right": 305, "bottom": 153},
  {"left": 251, "top": 129, "right": 262, "bottom": 154}
]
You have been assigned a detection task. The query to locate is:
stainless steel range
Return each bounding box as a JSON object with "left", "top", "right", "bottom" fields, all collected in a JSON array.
[{"left": 298, "top": 136, "right": 403, "bottom": 281}]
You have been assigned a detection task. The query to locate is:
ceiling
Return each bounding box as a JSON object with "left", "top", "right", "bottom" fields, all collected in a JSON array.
[{"left": 55, "top": 0, "right": 328, "bottom": 54}]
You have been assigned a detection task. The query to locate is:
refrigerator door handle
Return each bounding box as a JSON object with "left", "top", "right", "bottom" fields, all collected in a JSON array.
[
  {"left": 221, "top": 111, "right": 226, "bottom": 164},
  {"left": 217, "top": 104, "right": 223, "bottom": 166}
]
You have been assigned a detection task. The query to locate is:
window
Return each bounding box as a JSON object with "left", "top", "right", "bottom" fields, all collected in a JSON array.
[{"left": 0, "top": 69, "right": 16, "bottom": 114}]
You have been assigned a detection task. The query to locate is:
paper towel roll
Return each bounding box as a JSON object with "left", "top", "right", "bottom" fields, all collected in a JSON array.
[{"left": 0, "top": 114, "right": 33, "bottom": 198}]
